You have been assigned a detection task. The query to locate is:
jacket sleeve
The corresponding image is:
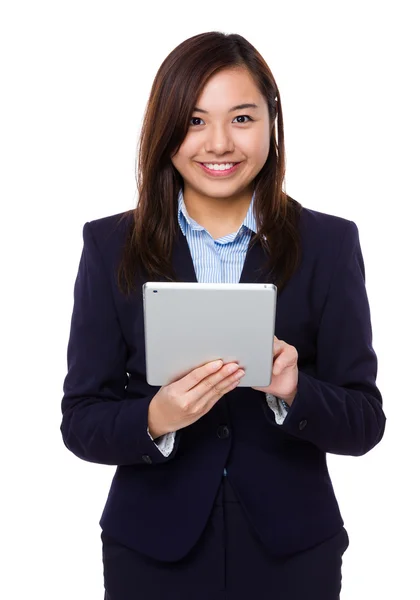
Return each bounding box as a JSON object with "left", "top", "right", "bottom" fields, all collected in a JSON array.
[
  {"left": 60, "top": 221, "right": 181, "bottom": 466},
  {"left": 271, "top": 221, "right": 386, "bottom": 456}
]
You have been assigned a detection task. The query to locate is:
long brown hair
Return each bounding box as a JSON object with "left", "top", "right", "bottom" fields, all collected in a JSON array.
[{"left": 116, "top": 31, "right": 302, "bottom": 296}]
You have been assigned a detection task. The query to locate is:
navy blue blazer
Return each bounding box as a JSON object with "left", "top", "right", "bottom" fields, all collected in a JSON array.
[{"left": 61, "top": 205, "right": 386, "bottom": 562}]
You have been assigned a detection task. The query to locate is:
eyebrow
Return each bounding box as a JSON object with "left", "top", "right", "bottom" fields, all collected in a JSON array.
[{"left": 192, "top": 103, "right": 259, "bottom": 114}]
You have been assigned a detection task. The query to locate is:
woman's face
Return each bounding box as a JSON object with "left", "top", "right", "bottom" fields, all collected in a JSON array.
[{"left": 171, "top": 67, "right": 273, "bottom": 202}]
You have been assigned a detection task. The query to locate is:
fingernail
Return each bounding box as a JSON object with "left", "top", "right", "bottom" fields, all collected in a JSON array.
[{"left": 211, "top": 360, "right": 223, "bottom": 369}]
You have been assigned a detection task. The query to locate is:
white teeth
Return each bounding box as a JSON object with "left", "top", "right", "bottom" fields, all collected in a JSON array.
[{"left": 203, "top": 162, "right": 235, "bottom": 171}]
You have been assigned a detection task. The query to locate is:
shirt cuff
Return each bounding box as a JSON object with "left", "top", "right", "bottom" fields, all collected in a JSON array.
[
  {"left": 147, "top": 427, "right": 176, "bottom": 457},
  {"left": 265, "top": 393, "right": 290, "bottom": 425}
]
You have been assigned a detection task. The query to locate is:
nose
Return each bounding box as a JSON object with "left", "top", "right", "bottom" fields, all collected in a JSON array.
[{"left": 204, "top": 124, "right": 234, "bottom": 155}]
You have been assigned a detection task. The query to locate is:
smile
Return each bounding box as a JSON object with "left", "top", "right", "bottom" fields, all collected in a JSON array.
[{"left": 197, "top": 162, "right": 242, "bottom": 177}]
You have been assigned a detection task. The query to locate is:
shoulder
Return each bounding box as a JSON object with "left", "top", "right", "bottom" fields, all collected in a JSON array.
[
  {"left": 82, "top": 209, "right": 134, "bottom": 254},
  {"left": 299, "top": 204, "right": 357, "bottom": 235},
  {"left": 80, "top": 209, "right": 135, "bottom": 268},
  {"left": 298, "top": 205, "right": 359, "bottom": 253},
  {"left": 85, "top": 209, "right": 134, "bottom": 243}
]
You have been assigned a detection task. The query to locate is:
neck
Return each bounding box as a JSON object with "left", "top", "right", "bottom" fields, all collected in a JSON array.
[{"left": 183, "top": 186, "right": 253, "bottom": 233}]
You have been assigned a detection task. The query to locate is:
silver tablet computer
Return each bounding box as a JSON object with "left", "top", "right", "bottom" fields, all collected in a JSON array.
[{"left": 143, "top": 281, "right": 277, "bottom": 387}]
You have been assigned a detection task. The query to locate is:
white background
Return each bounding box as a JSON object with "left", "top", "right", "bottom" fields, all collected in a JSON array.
[{"left": 1, "top": 1, "right": 418, "bottom": 598}]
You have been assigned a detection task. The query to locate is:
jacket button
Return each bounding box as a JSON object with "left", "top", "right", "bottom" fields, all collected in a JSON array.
[
  {"left": 298, "top": 419, "right": 307, "bottom": 430},
  {"left": 141, "top": 455, "right": 152, "bottom": 464},
  {"left": 217, "top": 425, "right": 230, "bottom": 439}
]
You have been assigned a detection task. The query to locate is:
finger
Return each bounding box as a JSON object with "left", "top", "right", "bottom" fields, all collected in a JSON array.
[
  {"left": 180, "top": 359, "right": 238, "bottom": 393},
  {"left": 186, "top": 366, "right": 245, "bottom": 409},
  {"left": 204, "top": 368, "right": 245, "bottom": 401},
  {"left": 199, "top": 362, "right": 242, "bottom": 395},
  {"left": 273, "top": 339, "right": 286, "bottom": 356},
  {"left": 273, "top": 348, "right": 297, "bottom": 374},
  {"left": 171, "top": 359, "right": 222, "bottom": 394},
  {"left": 273, "top": 357, "right": 284, "bottom": 376}
]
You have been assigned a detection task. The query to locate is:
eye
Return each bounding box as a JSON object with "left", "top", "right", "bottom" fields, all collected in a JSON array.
[
  {"left": 233, "top": 115, "right": 253, "bottom": 124},
  {"left": 189, "top": 115, "right": 254, "bottom": 126}
]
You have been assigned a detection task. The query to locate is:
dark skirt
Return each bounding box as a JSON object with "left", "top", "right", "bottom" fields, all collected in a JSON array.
[{"left": 102, "top": 475, "right": 349, "bottom": 600}]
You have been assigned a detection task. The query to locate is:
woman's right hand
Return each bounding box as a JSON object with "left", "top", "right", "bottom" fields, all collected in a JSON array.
[{"left": 147, "top": 359, "right": 245, "bottom": 438}]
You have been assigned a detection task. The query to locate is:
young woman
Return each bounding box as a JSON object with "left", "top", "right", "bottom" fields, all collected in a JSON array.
[{"left": 61, "top": 31, "right": 386, "bottom": 599}]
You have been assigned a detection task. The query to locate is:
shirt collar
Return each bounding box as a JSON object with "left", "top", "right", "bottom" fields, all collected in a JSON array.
[{"left": 177, "top": 188, "right": 257, "bottom": 238}]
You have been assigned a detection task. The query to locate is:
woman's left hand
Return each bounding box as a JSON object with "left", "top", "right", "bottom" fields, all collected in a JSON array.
[{"left": 251, "top": 336, "right": 298, "bottom": 406}]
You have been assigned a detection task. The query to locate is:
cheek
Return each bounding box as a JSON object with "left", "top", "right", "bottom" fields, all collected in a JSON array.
[
  {"left": 171, "top": 149, "right": 190, "bottom": 174},
  {"left": 177, "top": 136, "right": 197, "bottom": 157},
  {"left": 241, "top": 131, "right": 270, "bottom": 162},
  {"left": 171, "top": 136, "right": 193, "bottom": 160},
  {"left": 258, "top": 130, "right": 271, "bottom": 155},
  {"left": 256, "top": 142, "right": 270, "bottom": 164}
]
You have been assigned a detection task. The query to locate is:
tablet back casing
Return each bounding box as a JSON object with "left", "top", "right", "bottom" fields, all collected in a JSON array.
[{"left": 143, "top": 282, "right": 277, "bottom": 387}]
